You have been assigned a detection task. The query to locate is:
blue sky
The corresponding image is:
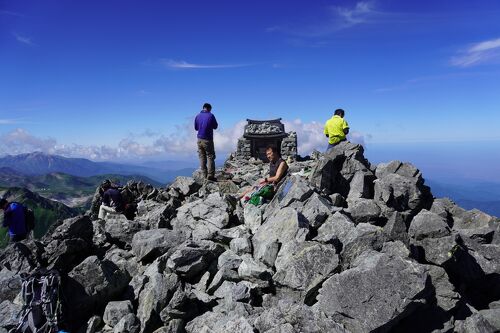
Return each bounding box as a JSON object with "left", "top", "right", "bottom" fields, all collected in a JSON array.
[{"left": 1, "top": 0, "right": 500, "bottom": 181}]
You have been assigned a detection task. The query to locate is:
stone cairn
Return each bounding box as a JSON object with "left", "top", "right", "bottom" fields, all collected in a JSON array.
[
  {"left": 236, "top": 119, "right": 297, "bottom": 161},
  {"left": 1, "top": 141, "right": 500, "bottom": 333}
]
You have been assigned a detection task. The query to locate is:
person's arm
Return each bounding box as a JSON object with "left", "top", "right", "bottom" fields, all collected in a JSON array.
[
  {"left": 267, "top": 161, "right": 288, "bottom": 183},
  {"left": 212, "top": 115, "right": 218, "bottom": 130},
  {"left": 343, "top": 120, "right": 349, "bottom": 135},
  {"left": 324, "top": 121, "right": 329, "bottom": 138},
  {"left": 194, "top": 116, "right": 199, "bottom": 131},
  {"left": 2, "top": 206, "right": 12, "bottom": 227}
]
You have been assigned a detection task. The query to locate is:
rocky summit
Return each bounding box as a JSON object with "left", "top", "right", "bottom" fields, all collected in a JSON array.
[{"left": 1, "top": 141, "right": 500, "bottom": 333}]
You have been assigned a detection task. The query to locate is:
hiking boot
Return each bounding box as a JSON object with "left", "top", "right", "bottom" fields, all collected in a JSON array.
[{"left": 207, "top": 176, "right": 217, "bottom": 182}]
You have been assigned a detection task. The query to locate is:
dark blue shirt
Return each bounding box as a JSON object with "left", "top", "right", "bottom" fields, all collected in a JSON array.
[
  {"left": 103, "top": 188, "right": 124, "bottom": 212},
  {"left": 2, "top": 202, "right": 27, "bottom": 237},
  {"left": 194, "top": 110, "right": 218, "bottom": 141}
]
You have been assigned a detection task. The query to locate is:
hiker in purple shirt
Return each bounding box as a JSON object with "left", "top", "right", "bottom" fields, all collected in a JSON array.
[{"left": 194, "top": 103, "right": 218, "bottom": 181}]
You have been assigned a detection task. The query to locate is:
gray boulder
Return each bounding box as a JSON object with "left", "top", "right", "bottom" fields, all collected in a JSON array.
[
  {"left": 273, "top": 241, "right": 339, "bottom": 295},
  {"left": 243, "top": 204, "right": 263, "bottom": 234},
  {"left": 114, "top": 313, "right": 140, "bottom": 333},
  {"left": 252, "top": 207, "right": 309, "bottom": 267},
  {"left": 169, "top": 176, "right": 201, "bottom": 197},
  {"left": 137, "top": 272, "right": 180, "bottom": 333},
  {"left": 0, "top": 300, "right": 22, "bottom": 329},
  {"left": 299, "top": 192, "right": 333, "bottom": 228},
  {"left": 341, "top": 223, "right": 386, "bottom": 267},
  {"left": 316, "top": 250, "right": 430, "bottom": 332},
  {"left": 103, "top": 300, "right": 134, "bottom": 327},
  {"left": 346, "top": 198, "right": 382, "bottom": 224},
  {"left": 0, "top": 268, "right": 21, "bottom": 302},
  {"left": 132, "top": 229, "right": 184, "bottom": 262},
  {"left": 66, "top": 256, "right": 130, "bottom": 316},
  {"left": 314, "top": 211, "right": 355, "bottom": 246},
  {"left": 167, "top": 241, "right": 224, "bottom": 280}
]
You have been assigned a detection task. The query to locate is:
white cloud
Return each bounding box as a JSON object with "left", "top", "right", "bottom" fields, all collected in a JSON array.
[
  {"left": 0, "top": 118, "right": 22, "bottom": 125},
  {"left": 13, "top": 32, "right": 35, "bottom": 46},
  {"left": 161, "top": 59, "right": 254, "bottom": 69},
  {"left": 0, "top": 121, "right": 368, "bottom": 161},
  {"left": 451, "top": 37, "right": 500, "bottom": 67},
  {"left": 268, "top": 1, "right": 381, "bottom": 38}
]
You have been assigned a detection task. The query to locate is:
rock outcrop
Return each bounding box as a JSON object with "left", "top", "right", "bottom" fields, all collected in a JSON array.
[{"left": 1, "top": 142, "right": 499, "bottom": 333}]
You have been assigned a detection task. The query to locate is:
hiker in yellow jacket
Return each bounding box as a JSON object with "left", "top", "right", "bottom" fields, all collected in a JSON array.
[{"left": 324, "top": 108, "right": 349, "bottom": 151}]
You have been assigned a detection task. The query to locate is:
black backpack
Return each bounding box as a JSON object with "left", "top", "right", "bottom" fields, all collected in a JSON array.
[
  {"left": 14, "top": 269, "right": 63, "bottom": 333},
  {"left": 23, "top": 206, "right": 35, "bottom": 232}
]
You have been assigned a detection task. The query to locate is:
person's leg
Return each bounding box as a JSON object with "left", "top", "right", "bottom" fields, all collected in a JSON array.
[
  {"left": 206, "top": 140, "right": 216, "bottom": 179},
  {"left": 99, "top": 204, "right": 115, "bottom": 219},
  {"left": 10, "top": 234, "right": 27, "bottom": 242},
  {"left": 197, "top": 139, "right": 208, "bottom": 178}
]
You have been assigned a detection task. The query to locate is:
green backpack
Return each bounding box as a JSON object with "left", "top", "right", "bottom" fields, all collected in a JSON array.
[{"left": 249, "top": 184, "right": 275, "bottom": 206}]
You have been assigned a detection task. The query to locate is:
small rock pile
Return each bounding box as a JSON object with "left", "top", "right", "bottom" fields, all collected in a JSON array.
[{"left": 1, "top": 141, "right": 499, "bottom": 333}]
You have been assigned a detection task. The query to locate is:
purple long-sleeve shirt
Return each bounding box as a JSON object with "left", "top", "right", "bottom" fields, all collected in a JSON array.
[
  {"left": 2, "top": 202, "right": 27, "bottom": 237},
  {"left": 194, "top": 110, "right": 218, "bottom": 141}
]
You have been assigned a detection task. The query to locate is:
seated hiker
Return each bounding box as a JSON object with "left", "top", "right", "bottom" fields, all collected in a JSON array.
[
  {"left": 1, "top": 198, "right": 28, "bottom": 242},
  {"left": 324, "top": 108, "right": 349, "bottom": 151},
  {"left": 239, "top": 146, "right": 289, "bottom": 202},
  {"left": 98, "top": 181, "right": 124, "bottom": 219}
]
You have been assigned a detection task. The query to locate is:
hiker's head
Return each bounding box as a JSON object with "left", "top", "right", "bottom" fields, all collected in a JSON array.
[
  {"left": 0, "top": 198, "right": 8, "bottom": 210},
  {"left": 101, "top": 180, "right": 112, "bottom": 191},
  {"left": 334, "top": 108, "right": 345, "bottom": 118},
  {"left": 266, "top": 146, "right": 279, "bottom": 162},
  {"left": 203, "top": 103, "right": 212, "bottom": 112}
]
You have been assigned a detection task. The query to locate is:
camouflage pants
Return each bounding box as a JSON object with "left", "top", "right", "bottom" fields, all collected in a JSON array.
[{"left": 197, "top": 139, "right": 216, "bottom": 178}]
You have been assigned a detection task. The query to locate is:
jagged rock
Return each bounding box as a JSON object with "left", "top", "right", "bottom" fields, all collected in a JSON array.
[
  {"left": 273, "top": 241, "right": 339, "bottom": 296},
  {"left": 341, "top": 223, "right": 386, "bottom": 267},
  {"left": 44, "top": 237, "right": 91, "bottom": 272},
  {"left": 207, "top": 267, "right": 240, "bottom": 294},
  {"left": 0, "top": 300, "right": 22, "bottom": 328},
  {"left": 316, "top": 250, "right": 430, "bottom": 332},
  {"left": 85, "top": 315, "right": 102, "bottom": 333},
  {"left": 314, "top": 211, "right": 355, "bottom": 246},
  {"left": 265, "top": 176, "right": 314, "bottom": 217},
  {"left": 214, "top": 225, "right": 249, "bottom": 244},
  {"left": 309, "top": 141, "right": 370, "bottom": 197},
  {"left": 167, "top": 241, "right": 224, "bottom": 280},
  {"left": 104, "top": 215, "right": 146, "bottom": 246},
  {"left": 454, "top": 312, "right": 498, "bottom": 333},
  {"left": 213, "top": 280, "right": 253, "bottom": 302},
  {"left": 0, "top": 268, "right": 21, "bottom": 302},
  {"left": 114, "top": 314, "right": 140, "bottom": 333},
  {"left": 346, "top": 198, "right": 382, "bottom": 224},
  {"left": 252, "top": 207, "right": 309, "bottom": 267},
  {"left": 104, "top": 248, "right": 141, "bottom": 278},
  {"left": 347, "top": 170, "right": 376, "bottom": 200},
  {"left": 218, "top": 250, "right": 243, "bottom": 271},
  {"left": 243, "top": 204, "right": 262, "bottom": 234},
  {"left": 238, "top": 254, "right": 273, "bottom": 283},
  {"left": 66, "top": 256, "right": 130, "bottom": 317},
  {"left": 170, "top": 176, "right": 201, "bottom": 197},
  {"left": 478, "top": 308, "right": 500, "bottom": 330},
  {"left": 159, "top": 284, "right": 214, "bottom": 322},
  {"left": 184, "top": 301, "right": 256, "bottom": 333},
  {"left": 299, "top": 192, "right": 333, "bottom": 228},
  {"left": 0, "top": 241, "right": 41, "bottom": 274},
  {"left": 374, "top": 168, "right": 432, "bottom": 213},
  {"left": 103, "top": 300, "right": 134, "bottom": 327},
  {"left": 136, "top": 200, "right": 174, "bottom": 228},
  {"left": 152, "top": 319, "right": 184, "bottom": 333},
  {"left": 132, "top": 229, "right": 184, "bottom": 262},
  {"left": 424, "top": 265, "right": 460, "bottom": 311},
  {"left": 409, "top": 210, "right": 451, "bottom": 240},
  {"left": 138, "top": 272, "right": 180, "bottom": 333},
  {"left": 329, "top": 193, "right": 345, "bottom": 207},
  {"left": 230, "top": 237, "right": 252, "bottom": 255},
  {"left": 383, "top": 211, "right": 410, "bottom": 244},
  {"left": 375, "top": 160, "right": 421, "bottom": 180},
  {"left": 381, "top": 240, "right": 410, "bottom": 257},
  {"left": 49, "top": 215, "right": 94, "bottom": 241},
  {"left": 254, "top": 300, "right": 347, "bottom": 333}
]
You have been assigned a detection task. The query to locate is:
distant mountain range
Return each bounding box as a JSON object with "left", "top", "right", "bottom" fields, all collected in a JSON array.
[
  {"left": 0, "top": 152, "right": 196, "bottom": 183},
  {"left": 0, "top": 167, "right": 161, "bottom": 207}
]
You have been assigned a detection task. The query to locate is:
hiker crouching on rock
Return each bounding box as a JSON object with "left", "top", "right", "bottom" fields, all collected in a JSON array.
[
  {"left": 324, "top": 108, "right": 349, "bottom": 151},
  {"left": 98, "top": 181, "right": 124, "bottom": 219},
  {"left": 1, "top": 198, "right": 28, "bottom": 242},
  {"left": 239, "top": 146, "right": 289, "bottom": 202}
]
